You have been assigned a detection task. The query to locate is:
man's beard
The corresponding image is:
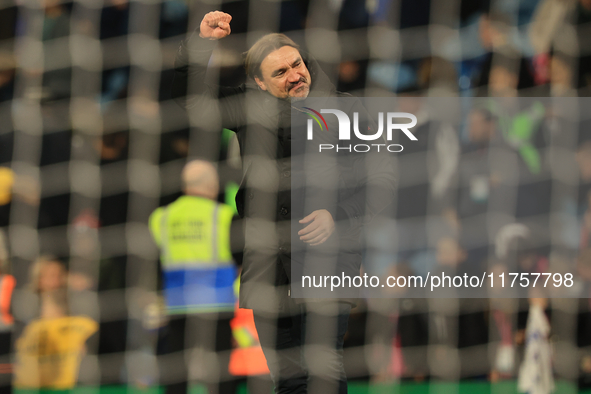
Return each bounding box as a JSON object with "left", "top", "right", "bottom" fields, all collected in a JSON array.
[
  {"left": 287, "top": 78, "right": 310, "bottom": 101},
  {"left": 290, "top": 90, "right": 309, "bottom": 102}
]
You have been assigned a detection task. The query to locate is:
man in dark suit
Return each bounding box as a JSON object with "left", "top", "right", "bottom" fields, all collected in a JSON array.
[{"left": 172, "top": 12, "right": 396, "bottom": 394}]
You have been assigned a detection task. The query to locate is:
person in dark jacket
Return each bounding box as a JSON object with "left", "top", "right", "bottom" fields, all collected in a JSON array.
[{"left": 172, "top": 11, "right": 396, "bottom": 394}]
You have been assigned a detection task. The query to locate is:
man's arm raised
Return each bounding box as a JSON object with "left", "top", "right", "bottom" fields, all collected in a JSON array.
[{"left": 172, "top": 11, "right": 243, "bottom": 128}]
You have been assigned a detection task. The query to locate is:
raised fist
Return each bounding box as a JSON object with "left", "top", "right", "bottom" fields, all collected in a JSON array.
[{"left": 199, "top": 11, "right": 232, "bottom": 40}]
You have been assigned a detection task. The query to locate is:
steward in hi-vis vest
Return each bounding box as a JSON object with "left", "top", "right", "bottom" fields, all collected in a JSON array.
[
  {"left": 149, "top": 195, "right": 236, "bottom": 313},
  {"left": 149, "top": 160, "right": 238, "bottom": 394}
]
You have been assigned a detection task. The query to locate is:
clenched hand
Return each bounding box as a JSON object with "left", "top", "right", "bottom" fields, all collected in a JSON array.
[{"left": 199, "top": 11, "right": 232, "bottom": 40}]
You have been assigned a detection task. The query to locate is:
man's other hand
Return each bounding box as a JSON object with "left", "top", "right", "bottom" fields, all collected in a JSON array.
[
  {"left": 298, "top": 209, "right": 335, "bottom": 246},
  {"left": 199, "top": 11, "right": 232, "bottom": 40}
]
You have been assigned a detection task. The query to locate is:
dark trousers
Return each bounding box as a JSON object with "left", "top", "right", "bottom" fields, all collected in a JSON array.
[
  {"left": 0, "top": 332, "right": 10, "bottom": 394},
  {"left": 158, "top": 312, "right": 235, "bottom": 394},
  {"left": 253, "top": 301, "right": 351, "bottom": 394}
]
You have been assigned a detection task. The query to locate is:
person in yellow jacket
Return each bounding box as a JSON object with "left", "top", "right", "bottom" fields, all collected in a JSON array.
[
  {"left": 13, "top": 290, "right": 97, "bottom": 389},
  {"left": 149, "top": 160, "right": 238, "bottom": 394}
]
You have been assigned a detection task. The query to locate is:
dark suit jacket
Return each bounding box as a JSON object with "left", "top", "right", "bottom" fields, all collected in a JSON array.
[{"left": 172, "top": 34, "right": 396, "bottom": 312}]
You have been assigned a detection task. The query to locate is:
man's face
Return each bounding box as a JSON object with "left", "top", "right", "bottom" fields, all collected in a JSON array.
[
  {"left": 489, "top": 65, "right": 517, "bottom": 96},
  {"left": 468, "top": 110, "right": 495, "bottom": 144},
  {"left": 255, "top": 46, "right": 311, "bottom": 100}
]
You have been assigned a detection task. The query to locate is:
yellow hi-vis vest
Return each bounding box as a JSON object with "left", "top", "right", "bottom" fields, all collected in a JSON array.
[{"left": 149, "top": 196, "right": 236, "bottom": 314}]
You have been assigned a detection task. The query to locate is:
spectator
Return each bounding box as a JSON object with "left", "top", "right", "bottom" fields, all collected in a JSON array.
[
  {"left": 487, "top": 54, "right": 522, "bottom": 97},
  {"left": 0, "top": 5, "right": 16, "bottom": 42},
  {"left": 0, "top": 52, "right": 15, "bottom": 103},
  {"left": 29, "top": 255, "right": 67, "bottom": 296},
  {"left": 387, "top": 95, "right": 460, "bottom": 273},
  {"left": 576, "top": 141, "right": 591, "bottom": 248},
  {"left": 456, "top": 107, "right": 501, "bottom": 251},
  {"left": 394, "top": 268, "right": 430, "bottom": 381},
  {"left": 549, "top": 50, "right": 578, "bottom": 96},
  {"left": 159, "top": 0, "right": 188, "bottom": 39},
  {"left": 40, "top": 0, "right": 72, "bottom": 102},
  {"left": 11, "top": 256, "right": 66, "bottom": 321},
  {"left": 529, "top": 0, "right": 591, "bottom": 93},
  {"left": 467, "top": 10, "right": 537, "bottom": 96},
  {"left": 429, "top": 237, "right": 488, "bottom": 379},
  {"left": 488, "top": 263, "right": 519, "bottom": 382},
  {"left": 577, "top": 249, "right": 591, "bottom": 388},
  {"left": 13, "top": 290, "right": 98, "bottom": 389},
  {"left": 100, "top": 0, "right": 129, "bottom": 40},
  {"left": 517, "top": 293, "right": 553, "bottom": 394}
]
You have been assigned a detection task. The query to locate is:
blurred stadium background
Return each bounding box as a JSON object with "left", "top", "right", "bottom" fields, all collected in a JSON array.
[{"left": 1, "top": 0, "right": 591, "bottom": 392}]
